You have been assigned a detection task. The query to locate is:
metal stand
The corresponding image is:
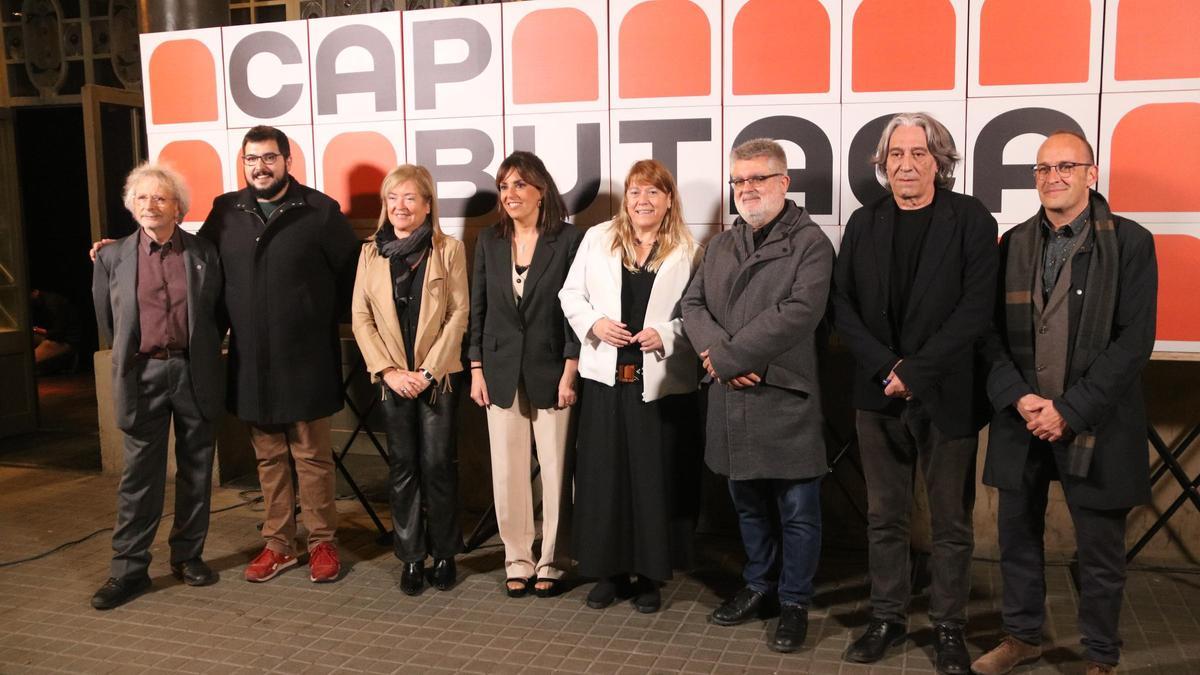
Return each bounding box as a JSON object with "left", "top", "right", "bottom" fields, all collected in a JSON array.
[
  {"left": 334, "top": 358, "right": 392, "bottom": 545},
  {"left": 1126, "top": 422, "right": 1200, "bottom": 562}
]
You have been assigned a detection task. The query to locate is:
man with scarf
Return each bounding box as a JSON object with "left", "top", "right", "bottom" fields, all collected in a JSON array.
[{"left": 972, "top": 131, "right": 1157, "bottom": 675}]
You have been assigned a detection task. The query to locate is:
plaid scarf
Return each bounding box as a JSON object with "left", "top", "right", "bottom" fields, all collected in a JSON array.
[{"left": 1003, "top": 190, "right": 1120, "bottom": 477}]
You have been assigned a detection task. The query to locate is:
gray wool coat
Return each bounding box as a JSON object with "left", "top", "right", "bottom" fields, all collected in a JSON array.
[{"left": 681, "top": 201, "right": 834, "bottom": 481}]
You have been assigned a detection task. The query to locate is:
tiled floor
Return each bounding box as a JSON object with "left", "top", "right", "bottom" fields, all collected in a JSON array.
[{"left": 1, "top": 463, "right": 1199, "bottom": 674}]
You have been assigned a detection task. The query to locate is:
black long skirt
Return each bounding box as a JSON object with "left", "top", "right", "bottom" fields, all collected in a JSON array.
[{"left": 572, "top": 378, "right": 699, "bottom": 581}]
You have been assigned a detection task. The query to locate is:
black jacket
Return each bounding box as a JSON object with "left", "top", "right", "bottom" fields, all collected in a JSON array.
[
  {"left": 468, "top": 223, "right": 584, "bottom": 410},
  {"left": 199, "top": 180, "right": 360, "bottom": 425},
  {"left": 832, "top": 188, "right": 998, "bottom": 437},
  {"left": 984, "top": 203, "right": 1156, "bottom": 510}
]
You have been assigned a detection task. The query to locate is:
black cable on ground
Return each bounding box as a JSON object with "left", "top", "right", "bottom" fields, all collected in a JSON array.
[{"left": 0, "top": 491, "right": 264, "bottom": 568}]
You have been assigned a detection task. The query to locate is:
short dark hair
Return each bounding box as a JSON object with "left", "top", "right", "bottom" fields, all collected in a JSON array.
[
  {"left": 494, "top": 151, "right": 566, "bottom": 238},
  {"left": 1045, "top": 129, "right": 1095, "bottom": 164},
  {"left": 241, "top": 125, "right": 290, "bottom": 158}
]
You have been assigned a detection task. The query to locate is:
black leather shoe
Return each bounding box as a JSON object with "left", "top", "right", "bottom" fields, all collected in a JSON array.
[
  {"left": 769, "top": 605, "right": 808, "bottom": 653},
  {"left": 844, "top": 619, "right": 907, "bottom": 663},
  {"left": 91, "top": 576, "right": 151, "bottom": 610},
  {"left": 399, "top": 561, "right": 424, "bottom": 596},
  {"left": 586, "top": 575, "right": 632, "bottom": 609},
  {"left": 933, "top": 623, "right": 970, "bottom": 675},
  {"left": 431, "top": 558, "right": 456, "bottom": 591},
  {"left": 710, "top": 587, "right": 768, "bottom": 626},
  {"left": 170, "top": 558, "right": 216, "bottom": 586},
  {"left": 631, "top": 576, "right": 661, "bottom": 613}
]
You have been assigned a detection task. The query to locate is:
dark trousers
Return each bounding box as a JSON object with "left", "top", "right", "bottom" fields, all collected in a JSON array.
[
  {"left": 381, "top": 375, "right": 463, "bottom": 563},
  {"left": 727, "top": 477, "right": 822, "bottom": 607},
  {"left": 998, "top": 440, "right": 1128, "bottom": 666},
  {"left": 857, "top": 404, "right": 977, "bottom": 626},
  {"left": 111, "top": 356, "right": 215, "bottom": 580}
]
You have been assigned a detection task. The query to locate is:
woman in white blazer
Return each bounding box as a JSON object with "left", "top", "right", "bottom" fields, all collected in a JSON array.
[{"left": 559, "top": 159, "right": 702, "bottom": 613}]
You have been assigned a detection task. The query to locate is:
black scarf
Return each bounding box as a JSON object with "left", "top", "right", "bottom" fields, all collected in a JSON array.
[
  {"left": 376, "top": 221, "right": 432, "bottom": 310},
  {"left": 1003, "top": 190, "right": 1120, "bottom": 477}
]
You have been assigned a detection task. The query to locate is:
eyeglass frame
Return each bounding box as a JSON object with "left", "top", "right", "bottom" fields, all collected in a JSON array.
[
  {"left": 243, "top": 152, "right": 284, "bottom": 166},
  {"left": 727, "top": 173, "right": 784, "bottom": 189},
  {"left": 133, "top": 195, "right": 177, "bottom": 207},
  {"left": 1031, "top": 162, "right": 1093, "bottom": 179}
]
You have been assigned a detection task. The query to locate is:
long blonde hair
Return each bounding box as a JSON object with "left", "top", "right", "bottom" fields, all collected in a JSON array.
[
  {"left": 612, "top": 159, "right": 693, "bottom": 272},
  {"left": 376, "top": 164, "right": 443, "bottom": 236}
]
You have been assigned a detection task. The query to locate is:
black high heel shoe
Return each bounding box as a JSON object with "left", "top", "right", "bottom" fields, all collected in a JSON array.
[{"left": 400, "top": 561, "right": 425, "bottom": 596}]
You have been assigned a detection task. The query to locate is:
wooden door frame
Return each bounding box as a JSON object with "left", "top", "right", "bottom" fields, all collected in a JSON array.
[
  {"left": 0, "top": 106, "right": 38, "bottom": 437},
  {"left": 82, "top": 84, "right": 145, "bottom": 243}
]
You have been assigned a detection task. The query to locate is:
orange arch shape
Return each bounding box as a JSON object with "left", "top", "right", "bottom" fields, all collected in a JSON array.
[
  {"left": 619, "top": 0, "right": 711, "bottom": 99},
  {"left": 1153, "top": 234, "right": 1200, "bottom": 342},
  {"left": 1116, "top": 0, "right": 1200, "bottom": 81},
  {"left": 732, "top": 0, "right": 830, "bottom": 95},
  {"left": 512, "top": 8, "right": 599, "bottom": 104},
  {"left": 852, "top": 0, "right": 956, "bottom": 92},
  {"left": 322, "top": 132, "right": 396, "bottom": 219},
  {"left": 1109, "top": 103, "right": 1200, "bottom": 212},
  {"left": 979, "top": 0, "right": 1089, "bottom": 85},
  {"left": 149, "top": 40, "right": 219, "bottom": 125},
  {"left": 237, "top": 136, "right": 308, "bottom": 189},
  {"left": 159, "top": 140, "right": 223, "bottom": 223}
]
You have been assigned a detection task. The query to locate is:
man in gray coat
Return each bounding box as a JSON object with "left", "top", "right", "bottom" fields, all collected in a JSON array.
[
  {"left": 682, "top": 138, "right": 834, "bottom": 654},
  {"left": 91, "top": 163, "right": 224, "bottom": 609}
]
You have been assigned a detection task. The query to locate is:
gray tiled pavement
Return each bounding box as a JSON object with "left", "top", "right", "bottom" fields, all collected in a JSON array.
[{"left": 2, "top": 464, "right": 1199, "bottom": 674}]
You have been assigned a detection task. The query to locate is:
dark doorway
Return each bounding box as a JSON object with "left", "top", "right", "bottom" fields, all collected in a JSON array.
[
  {"left": 2, "top": 106, "right": 101, "bottom": 471},
  {"left": 18, "top": 106, "right": 98, "bottom": 364}
]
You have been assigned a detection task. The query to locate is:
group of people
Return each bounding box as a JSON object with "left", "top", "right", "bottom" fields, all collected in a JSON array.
[{"left": 90, "top": 114, "right": 1156, "bottom": 675}]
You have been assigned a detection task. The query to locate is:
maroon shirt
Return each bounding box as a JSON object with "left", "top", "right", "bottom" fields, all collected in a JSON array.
[{"left": 137, "top": 228, "right": 189, "bottom": 354}]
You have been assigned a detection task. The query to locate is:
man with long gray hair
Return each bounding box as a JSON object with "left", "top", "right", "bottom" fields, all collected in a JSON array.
[{"left": 831, "top": 113, "right": 997, "bottom": 674}]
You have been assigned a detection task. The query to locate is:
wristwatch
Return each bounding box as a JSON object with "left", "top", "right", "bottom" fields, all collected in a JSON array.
[{"left": 418, "top": 368, "right": 434, "bottom": 382}]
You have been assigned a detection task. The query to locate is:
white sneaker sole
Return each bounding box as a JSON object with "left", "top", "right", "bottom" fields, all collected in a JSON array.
[{"left": 244, "top": 556, "right": 298, "bottom": 582}]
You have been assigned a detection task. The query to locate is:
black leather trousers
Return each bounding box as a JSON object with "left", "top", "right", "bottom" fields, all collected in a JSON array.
[{"left": 381, "top": 374, "right": 463, "bottom": 562}]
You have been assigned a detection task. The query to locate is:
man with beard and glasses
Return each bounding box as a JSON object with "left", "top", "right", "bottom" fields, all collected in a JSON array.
[{"left": 201, "top": 125, "right": 360, "bottom": 584}]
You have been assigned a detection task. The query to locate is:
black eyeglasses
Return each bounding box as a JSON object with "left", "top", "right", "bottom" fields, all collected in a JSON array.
[
  {"left": 1032, "top": 162, "right": 1092, "bottom": 179},
  {"left": 243, "top": 152, "right": 283, "bottom": 166},
  {"left": 728, "top": 173, "right": 783, "bottom": 188}
]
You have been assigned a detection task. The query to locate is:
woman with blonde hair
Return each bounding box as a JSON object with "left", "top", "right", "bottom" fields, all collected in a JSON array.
[
  {"left": 351, "top": 164, "right": 469, "bottom": 596},
  {"left": 559, "top": 159, "right": 703, "bottom": 613}
]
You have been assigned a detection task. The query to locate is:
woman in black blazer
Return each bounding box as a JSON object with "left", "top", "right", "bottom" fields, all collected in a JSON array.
[{"left": 468, "top": 151, "right": 584, "bottom": 598}]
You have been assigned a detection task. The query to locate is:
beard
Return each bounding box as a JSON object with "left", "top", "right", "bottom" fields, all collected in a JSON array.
[{"left": 250, "top": 171, "right": 289, "bottom": 200}]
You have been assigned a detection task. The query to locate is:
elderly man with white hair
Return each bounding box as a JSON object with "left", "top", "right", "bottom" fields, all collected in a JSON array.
[{"left": 90, "top": 162, "right": 225, "bottom": 609}]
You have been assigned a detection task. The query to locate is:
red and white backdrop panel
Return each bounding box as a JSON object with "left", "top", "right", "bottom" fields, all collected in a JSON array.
[{"left": 139, "top": 0, "right": 1200, "bottom": 353}]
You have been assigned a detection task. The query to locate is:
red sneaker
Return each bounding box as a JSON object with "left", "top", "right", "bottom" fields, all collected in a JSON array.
[
  {"left": 308, "top": 542, "right": 341, "bottom": 583},
  {"left": 244, "top": 547, "right": 297, "bottom": 583}
]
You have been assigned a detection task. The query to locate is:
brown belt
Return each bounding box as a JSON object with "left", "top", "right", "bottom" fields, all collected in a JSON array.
[
  {"left": 615, "top": 364, "right": 641, "bottom": 383},
  {"left": 139, "top": 347, "right": 188, "bottom": 360}
]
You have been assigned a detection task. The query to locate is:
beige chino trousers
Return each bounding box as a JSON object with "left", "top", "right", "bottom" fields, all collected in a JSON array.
[{"left": 249, "top": 417, "right": 338, "bottom": 556}]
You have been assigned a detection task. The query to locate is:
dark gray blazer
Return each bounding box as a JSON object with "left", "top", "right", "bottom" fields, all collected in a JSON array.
[
  {"left": 681, "top": 201, "right": 834, "bottom": 481},
  {"left": 93, "top": 229, "right": 225, "bottom": 430},
  {"left": 468, "top": 222, "right": 584, "bottom": 410}
]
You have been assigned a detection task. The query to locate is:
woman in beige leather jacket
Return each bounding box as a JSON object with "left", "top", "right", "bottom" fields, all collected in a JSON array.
[{"left": 351, "top": 164, "right": 469, "bottom": 596}]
